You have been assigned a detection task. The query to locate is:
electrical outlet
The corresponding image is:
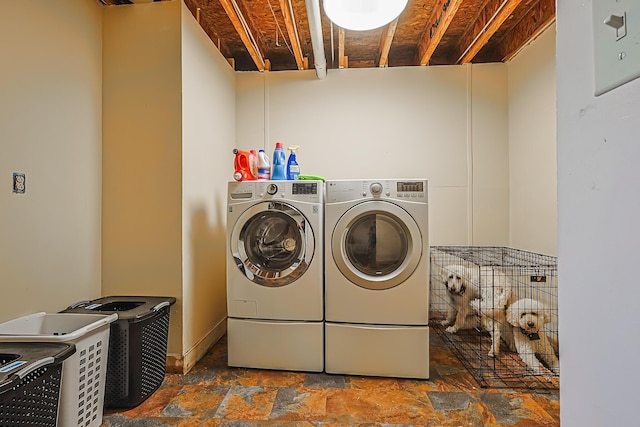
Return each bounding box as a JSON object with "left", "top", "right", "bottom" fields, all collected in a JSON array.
[{"left": 12, "top": 173, "right": 25, "bottom": 194}]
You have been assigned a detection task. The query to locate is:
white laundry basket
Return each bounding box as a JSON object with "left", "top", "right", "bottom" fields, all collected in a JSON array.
[{"left": 0, "top": 312, "right": 117, "bottom": 427}]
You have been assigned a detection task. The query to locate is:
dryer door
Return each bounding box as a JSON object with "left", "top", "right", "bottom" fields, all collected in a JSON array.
[
  {"left": 230, "top": 201, "right": 314, "bottom": 287},
  {"left": 331, "top": 201, "right": 422, "bottom": 290}
]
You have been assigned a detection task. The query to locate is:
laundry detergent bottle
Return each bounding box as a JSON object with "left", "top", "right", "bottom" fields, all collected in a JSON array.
[
  {"left": 257, "top": 149, "right": 271, "bottom": 180},
  {"left": 271, "top": 142, "right": 286, "bottom": 180},
  {"left": 250, "top": 150, "right": 258, "bottom": 179},
  {"left": 286, "top": 145, "right": 300, "bottom": 180},
  {"left": 232, "top": 148, "right": 257, "bottom": 181}
]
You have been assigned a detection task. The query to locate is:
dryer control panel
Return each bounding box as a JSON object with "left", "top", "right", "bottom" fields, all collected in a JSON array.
[{"left": 326, "top": 179, "right": 427, "bottom": 203}]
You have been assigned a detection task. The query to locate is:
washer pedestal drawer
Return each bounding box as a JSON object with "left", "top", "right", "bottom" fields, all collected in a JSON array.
[{"left": 228, "top": 318, "right": 324, "bottom": 372}]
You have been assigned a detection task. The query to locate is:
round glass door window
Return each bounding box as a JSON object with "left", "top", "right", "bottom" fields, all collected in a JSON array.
[
  {"left": 332, "top": 201, "right": 422, "bottom": 290},
  {"left": 346, "top": 213, "right": 408, "bottom": 277},
  {"left": 231, "top": 201, "right": 314, "bottom": 287}
]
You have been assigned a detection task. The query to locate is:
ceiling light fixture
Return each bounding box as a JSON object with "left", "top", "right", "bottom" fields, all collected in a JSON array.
[{"left": 323, "top": 0, "right": 408, "bottom": 32}]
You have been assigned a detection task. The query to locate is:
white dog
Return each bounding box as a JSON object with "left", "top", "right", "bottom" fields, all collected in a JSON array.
[
  {"left": 505, "top": 298, "right": 560, "bottom": 375},
  {"left": 439, "top": 264, "right": 480, "bottom": 333},
  {"left": 470, "top": 267, "right": 514, "bottom": 357}
]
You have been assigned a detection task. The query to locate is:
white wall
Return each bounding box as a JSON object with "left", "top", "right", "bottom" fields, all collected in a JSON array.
[
  {"left": 0, "top": 0, "right": 103, "bottom": 320},
  {"left": 508, "top": 26, "right": 558, "bottom": 256},
  {"left": 236, "top": 65, "right": 510, "bottom": 246},
  {"left": 557, "top": 1, "right": 640, "bottom": 425},
  {"left": 471, "top": 64, "right": 510, "bottom": 246},
  {"left": 181, "top": 2, "right": 236, "bottom": 371}
]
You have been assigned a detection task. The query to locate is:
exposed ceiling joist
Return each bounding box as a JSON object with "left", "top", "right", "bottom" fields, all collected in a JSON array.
[
  {"left": 279, "top": 0, "right": 305, "bottom": 70},
  {"left": 339, "top": 27, "right": 348, "bottom": 69},
  {"left": 378, "top": 18, "right": 399, "bottom": 68},
  {"left": 498, "top": 0, "right": 555, "bottom": 62},
  {"left": 457, "top": 0, "right": 523, "bottom": 64},
  {"left": 109, "top": 0, "right": 556, "bottom": 72},
  {"left": 219, "top": 0, "right": 266, "bottom": 71},
  {"left": 418, "top": 0, "right": 463, "bottom": 66}
]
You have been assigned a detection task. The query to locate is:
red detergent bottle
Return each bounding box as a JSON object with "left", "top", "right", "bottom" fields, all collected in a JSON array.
[{"left": 233, "top": 148, "right": 257, "bottom": 181}]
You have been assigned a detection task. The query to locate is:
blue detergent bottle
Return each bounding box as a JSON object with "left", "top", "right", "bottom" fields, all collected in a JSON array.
[
  {"left": 286, "top": 145, "right": 300, "bottom": 180},
  {"left": 271, "top": 142, "right": 286, "bottom": 180}
]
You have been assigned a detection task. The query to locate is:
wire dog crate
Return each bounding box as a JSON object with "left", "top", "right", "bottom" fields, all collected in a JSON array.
[{"left": 430, "top": 246, "right": 559, "bottom": 390}]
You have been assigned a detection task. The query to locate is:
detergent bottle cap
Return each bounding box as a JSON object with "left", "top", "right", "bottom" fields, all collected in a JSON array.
[
  {"left": 288, "top": 145, "right": 299, "bottom": 154},
  {"left": 276, "top": 142, "right": 283, "bottom": 149}
]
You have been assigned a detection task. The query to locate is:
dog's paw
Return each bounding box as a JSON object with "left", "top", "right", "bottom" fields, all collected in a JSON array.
[
  {"left": 530, "top": 366, "right": 543, "bottom": 375},
  {"left": 445, "top": 325, "right": 458, "bottom": 333},
  {"left": 488, "top": 349, "right": 496, "bottom": 358},
  {"left": 440, "top": 319, "right": 451, "bottom": 327}
]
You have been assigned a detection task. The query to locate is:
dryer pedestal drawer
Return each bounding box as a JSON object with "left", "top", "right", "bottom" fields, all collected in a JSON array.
[{"left": 325, "top": 322, "right": 429, "bottom": 379}]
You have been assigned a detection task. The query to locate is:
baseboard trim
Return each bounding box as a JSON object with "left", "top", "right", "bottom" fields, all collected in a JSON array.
[{"left": 166, "top": 317, "right": 227, "bottom": 374}]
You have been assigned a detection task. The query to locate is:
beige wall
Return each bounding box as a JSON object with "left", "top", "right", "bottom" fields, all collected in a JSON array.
[
  {"left": 236, "top": 65, "right": 511, "bottom": 246},
  {"left": 0, "top": 0, "right": 235, "bottom": 367},
  {"left": 0, "top": 0, "right": 558, "bottom": 373},
  {"left": 0, "top": 0, "right": 103, "bottom": 321},
  {"left": 508, "top": 25, "right": 558, "bottom": 256},
  {"left": 180, "top": 2, "right": 235, "bottom": 371},
  {"left": 102, "top": 0, "right": 183, "bottom": 355}
]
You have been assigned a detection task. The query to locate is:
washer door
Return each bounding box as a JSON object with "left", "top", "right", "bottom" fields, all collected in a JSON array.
[
  {"left": 231, "top": 201, "right": 314, "bottom": 287},
  {"left": 332, "top": 201, "right": 422, "bottom": 290}
]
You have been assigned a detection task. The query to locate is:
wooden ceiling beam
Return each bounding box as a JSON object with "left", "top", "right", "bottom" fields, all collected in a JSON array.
[
  {"left": 457, "top": 0, "right": 523, "bottom": 64},
  {"left": 279, "top": 0, "right": 305, "bottom": 70},
  {"left": 377, "top": 18, "right": 399, "bottom": 68},
  {"left": 339, "top": 27, "right": 348, "bottom": 69},
  {"left": 417, "top": 0, "right": 463, "bottom": 66},
  {"left": 219, "top": 0, "right": 266, "bottom": 71},
  {"left": 498, "top": 0, "right": 555, "bottom": 62}
]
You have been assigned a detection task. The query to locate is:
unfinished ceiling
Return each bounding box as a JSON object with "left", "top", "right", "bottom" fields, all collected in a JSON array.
[{"left": 104, "top": 0, "right": 556, "bottom": 73}]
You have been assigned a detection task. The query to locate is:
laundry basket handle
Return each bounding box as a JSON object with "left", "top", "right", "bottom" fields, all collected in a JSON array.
[
  {"left": 152, "top": 301, "right": 171, "bottom": 312},
  {"left": 66, "top": 300, "right": 91, "bottom": 309},
  {"left": 13, "top": 357, "right": 54, "bottom": 379}
]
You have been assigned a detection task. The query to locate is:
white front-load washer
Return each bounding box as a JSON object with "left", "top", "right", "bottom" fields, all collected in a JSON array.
[
  {"left": 324, "top": 179, "right": 429, "bottom": 378},
  {"left": 226, "top": 180, "right": 324, "bottom": 372}
]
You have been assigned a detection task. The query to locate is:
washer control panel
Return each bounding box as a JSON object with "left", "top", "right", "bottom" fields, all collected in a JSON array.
[
  {"left": 370, "top": 182, "right": 383, "bottom": 195},
  {"left": 266, "top": 183, "right": 278, "bottom": 195}
]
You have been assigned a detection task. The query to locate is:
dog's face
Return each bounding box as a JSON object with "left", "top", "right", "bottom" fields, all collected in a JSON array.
[
  {"left": 517, "top": 312, "right": 544, "bottom": 334},
  {"left": 442, "top": 265, "right": 467, "bottom": 295},
  {"left": 506, "top": 298, "right": 551, "bottom": 334}
]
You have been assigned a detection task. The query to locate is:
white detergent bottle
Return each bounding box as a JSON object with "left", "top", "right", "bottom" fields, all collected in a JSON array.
[{"left": 257, "top": 149, "right": 271, "bottom": 180}]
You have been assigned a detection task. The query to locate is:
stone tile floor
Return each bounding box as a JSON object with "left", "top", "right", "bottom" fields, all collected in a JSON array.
[{"left": 101, "top": 332, "right": 559, "bottom": 426}]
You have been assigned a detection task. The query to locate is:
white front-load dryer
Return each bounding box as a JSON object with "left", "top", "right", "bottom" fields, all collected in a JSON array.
[
  {"left": 226, "top": 180, "right": 324, "bottom": 372},
  {"left": 324, "top": 179, "right": 429, "bottom": 378}
]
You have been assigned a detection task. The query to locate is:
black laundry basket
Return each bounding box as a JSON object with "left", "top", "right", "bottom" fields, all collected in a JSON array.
[
  {"left": 0, "top": 342, "right": 75, "bottom": 427},
  {"left": 62, "top": 296, "right": 176, "bottom": 408}
]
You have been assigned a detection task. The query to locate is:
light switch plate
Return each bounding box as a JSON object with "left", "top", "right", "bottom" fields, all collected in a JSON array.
[{"left": 593, "top": 0, "right": 640, "bottom": 96}]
